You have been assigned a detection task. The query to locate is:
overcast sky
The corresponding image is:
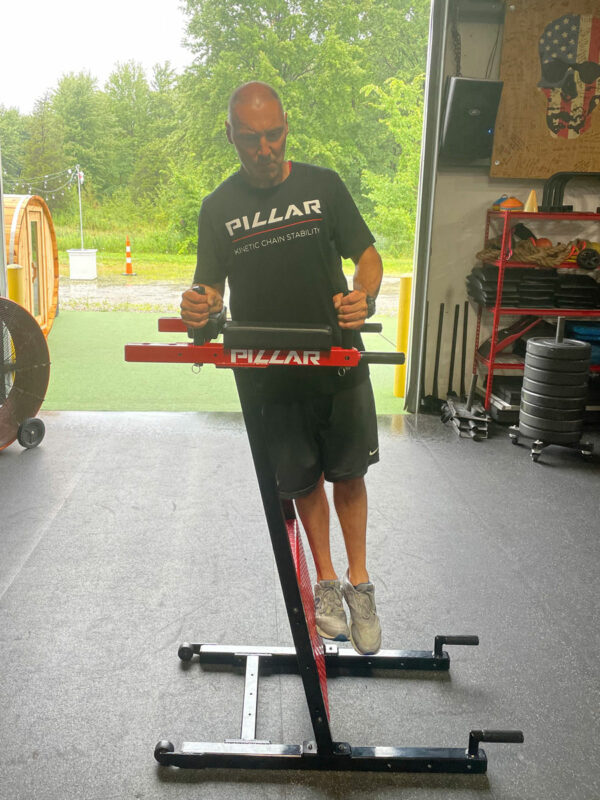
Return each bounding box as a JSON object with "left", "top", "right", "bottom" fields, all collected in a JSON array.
[{"left": 1, "top": 0, "right": 193, "bottom": 113}]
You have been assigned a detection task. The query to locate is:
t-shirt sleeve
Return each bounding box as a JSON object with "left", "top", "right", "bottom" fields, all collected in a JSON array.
[
  {"left": 193, "top": 199, "right": 227, "bottom": 286},
  {"left": 329, "top": 172, "right": 375, "bottom": 260}
]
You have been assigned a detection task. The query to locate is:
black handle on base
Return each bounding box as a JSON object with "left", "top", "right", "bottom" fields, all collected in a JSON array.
[
  {"left": 434, "top": 635, "right": 479, "bottom": 657},
  {"left": 468, "top": 729, "right": 524, "bottom": 757}
]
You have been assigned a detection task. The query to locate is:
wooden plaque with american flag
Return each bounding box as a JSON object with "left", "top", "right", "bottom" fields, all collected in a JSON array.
[{"left": 491, "top": 0, "right": 600, "bottom": 178}]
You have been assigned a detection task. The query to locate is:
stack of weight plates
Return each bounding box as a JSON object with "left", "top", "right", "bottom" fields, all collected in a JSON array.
[
  {"left": 466, "top": 265, "right": 520, "bottom": 306},
  {"left": 520, "top": 337, "right": 591, "bottom": 445},
  {"left": 554, "top": 274, "right": 600, "bottom": 309},
  {"left": 518, "top": 269, "right": 557, "bottom": 308}
]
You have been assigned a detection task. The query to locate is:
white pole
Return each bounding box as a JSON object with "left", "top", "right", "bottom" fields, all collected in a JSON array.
[
  {"left": 76, "top": 164, "right": 84, "bottom": 249},
  {"left": 0, "top": 143, "right": 7, "bottom": 297}
]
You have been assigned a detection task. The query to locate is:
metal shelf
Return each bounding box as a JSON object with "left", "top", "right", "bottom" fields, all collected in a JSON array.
[
  {"left": 484, "top": 260, "right": 588, "bottom": 270},
  {"left": 474, "top": 209, "right": 600, "bottom": 409},
  {"left": 490, "top": 308, "right": 600, "bottom": 317},
  {"left": 488, "top": 210, "right": 600, "bottom": 222}
]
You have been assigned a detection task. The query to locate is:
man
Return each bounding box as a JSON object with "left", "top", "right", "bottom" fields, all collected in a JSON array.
[{"left": 180, "top": 82, "right": 383, "bottom": 654}]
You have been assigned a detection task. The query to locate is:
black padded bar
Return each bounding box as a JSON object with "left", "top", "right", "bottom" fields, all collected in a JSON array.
[{"left": 224, "top": 322, "right": 333, "bottom": 351}]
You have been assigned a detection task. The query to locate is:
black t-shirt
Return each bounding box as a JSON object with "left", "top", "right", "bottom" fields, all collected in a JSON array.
[{"left": 193, "top": 162, "right": 376, "bottom": 397}]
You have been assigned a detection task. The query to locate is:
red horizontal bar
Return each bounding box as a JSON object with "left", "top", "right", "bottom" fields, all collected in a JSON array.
[
  {"left": 124, "top": 342, "right": 361, "bottom": 368},
  {"left": 497, "top": 308, "right": 600, "bottom": 316},
  {"left": 484, "top": 260, "right": 580, "bottom": 269},
  {"left": 489, "top": 210, "right": 600, "bottom": 221},
  {"left": 158, "top": 317, "right": 187, "bottom": 332}
]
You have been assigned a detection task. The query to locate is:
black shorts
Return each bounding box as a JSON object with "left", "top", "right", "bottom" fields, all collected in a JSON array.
[{"left": 260, "top": 378, "right": 379, "bottom": 499}]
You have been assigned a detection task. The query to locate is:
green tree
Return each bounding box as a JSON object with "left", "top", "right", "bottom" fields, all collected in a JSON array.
[
  {"left": 173, "top": 0, "right": 430, "bottom": 249},
  {"left": 22, "top": 93, "right": 67, "bottom": 196},
  {"left": 0, "top": 105, "right": 28, "bottom": 185},
  {"left": 129, "top": 62, "right": 180, "bottom": 200},
  {"left": 105, "top": 61, "right": 151, "bottom": 187},
  {"left": 361, "top": 74, "right": 424, "bottom": 255},
  {"left": 53, "top": 72, "right": 118, "bottom": 197}
]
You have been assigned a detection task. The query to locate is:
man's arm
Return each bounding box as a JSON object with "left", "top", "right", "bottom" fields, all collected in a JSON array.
[
  {"left": 180, "top": 282, "right": 225, "bottom": 328},
  {"left": 334, "top": 245, "right": 383, "bottom": 329}
]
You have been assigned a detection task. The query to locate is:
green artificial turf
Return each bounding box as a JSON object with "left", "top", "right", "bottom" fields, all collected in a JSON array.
[{"left": 44, "top": 311, "right": 408, "bottom": 413}]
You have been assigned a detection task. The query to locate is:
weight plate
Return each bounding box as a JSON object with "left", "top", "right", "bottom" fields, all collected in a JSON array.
[
  {"left": 555, "top": 304, "right": 599, "bottom": 310},
  {"left": 521, "top": 389, "right": 587, "bottom": 410},
  {"left": 557, "top": 274, "right": 598, "bottom": 286},
  {"left": 518, "top": 421, "right": 582, "bottom": 445},
  {"left": 522, "top": 376, "right": 588, "bottom": 398},
  {"left": 526, "top": 338, "right": 591, "bottom": 360},
  {"left": 523, "top": 365, "right": 590, "bottom": 385},
  {"left": 518, "top": 410, "right": 583, "bottom": 433},
  {"left": 520, "top": 400, "right": 584, "bottom": 420},
  {"left": 524, "top": 353, "right": 590, "bottom": 373}
]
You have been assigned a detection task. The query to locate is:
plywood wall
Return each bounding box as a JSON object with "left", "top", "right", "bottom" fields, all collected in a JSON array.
[{"left": 491, "top": 0, "right": 600, "bottom": 179}]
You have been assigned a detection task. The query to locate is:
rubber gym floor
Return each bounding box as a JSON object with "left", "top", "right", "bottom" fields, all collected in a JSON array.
[{"left": 1, "top": 411, "right": 598, "bottom": 800}]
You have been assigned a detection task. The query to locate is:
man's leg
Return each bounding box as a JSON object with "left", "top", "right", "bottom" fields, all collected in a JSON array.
[
  {"left": 296, "top": 475, "right": 350, "bottom": 641},
  {"left": 333, "top": 476, "right": 369, "bottom": 585},
  {"left": 334, "top": 475, "right": 381, "bottom": 654},
  {"left": 294, "top": 475, "right": 337, "bottom": 582}
]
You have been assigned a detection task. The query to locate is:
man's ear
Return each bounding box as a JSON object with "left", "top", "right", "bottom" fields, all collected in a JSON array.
[{"left": 225, "top": 119, "right": 233, "bottom": 144}]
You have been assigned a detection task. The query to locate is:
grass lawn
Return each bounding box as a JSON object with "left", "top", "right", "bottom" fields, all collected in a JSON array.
[
  {"left": 58, "top": 250, "right": 413, "bottom": 283},
  {"left": 44, "top": 311, "right": 407, "bottom": 414}
]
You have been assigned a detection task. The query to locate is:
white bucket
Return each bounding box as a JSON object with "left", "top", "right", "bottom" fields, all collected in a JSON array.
[{"left": 68, "top": 248, "right": 98, "bottom": 280}]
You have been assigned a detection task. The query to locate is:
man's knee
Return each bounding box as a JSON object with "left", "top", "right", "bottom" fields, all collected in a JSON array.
[{"left": 333, "top": 475, "right": 365, "bottom": 500}]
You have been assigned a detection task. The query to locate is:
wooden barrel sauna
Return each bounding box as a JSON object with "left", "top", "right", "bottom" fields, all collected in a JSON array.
[{"left": 3, "top": 194, "right": 59, "bottom": 337}]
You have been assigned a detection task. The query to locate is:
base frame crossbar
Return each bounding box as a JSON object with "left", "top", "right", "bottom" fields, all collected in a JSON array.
[
  {"left": 157, "top": 638, "right": 523, "bottom": 773},
  {"left": 177, "top": 634, "right": 480, "bottom": 672},
  {"left": 155, "top": 740, "right": 490, "bottom": 773}
]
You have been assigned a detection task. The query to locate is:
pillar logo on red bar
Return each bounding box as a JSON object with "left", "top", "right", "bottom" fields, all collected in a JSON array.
[{"left": 230, "top": 348, "right": 322, "bottom": 366}]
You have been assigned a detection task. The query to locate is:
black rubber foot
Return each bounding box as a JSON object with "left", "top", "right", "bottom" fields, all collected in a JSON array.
[
  {"left": 178, "top": 642, "right": 194, "bottom": 661},
  {"left": 154, "top": 740, "right": 174, "bottom": 764}
]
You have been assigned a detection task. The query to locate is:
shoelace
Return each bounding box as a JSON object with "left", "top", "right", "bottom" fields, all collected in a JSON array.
[
  {"left": 349, "top": 590, "right": 376, "bottom": 620},
  {"left": 316, "top": 585, "right": 343, "bottom": 616}
]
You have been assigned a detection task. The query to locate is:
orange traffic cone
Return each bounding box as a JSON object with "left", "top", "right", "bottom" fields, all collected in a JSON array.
[{"left": 122, "top": 236, "right": 136, "bottom": 276}]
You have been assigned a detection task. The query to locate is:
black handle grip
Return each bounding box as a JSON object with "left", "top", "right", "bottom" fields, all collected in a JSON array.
[
  {"left": 188, "top": 286, "right": 206, "bottom": 345},
  {"left": 188, "top": 286, "right": 226, "bottom": 345},
  {"left": 475, "top": 730, "right": 524, "bottom": 744},
  {"left": 468, "top": 729, "right": 524, "bottom": 756},
  {"left": 360, "top": 322, "right": 382, "bottom": 333},
  {"left": 434, "top": 635, "right": 479, "bottom": 657},
  {"left": 360, "top": 351, "right": 405, "bottom": 365}
]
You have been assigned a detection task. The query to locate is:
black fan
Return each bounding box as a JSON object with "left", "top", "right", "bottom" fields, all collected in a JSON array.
[{"left": 0, "top": 297, "right": 50, "bottom": 450}]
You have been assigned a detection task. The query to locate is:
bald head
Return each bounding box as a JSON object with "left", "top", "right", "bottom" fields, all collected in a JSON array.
[
  {"left": 225, "top": 81, "right": 290, "bottom": 188},
  {"left": 228, "top": 82, "right": 283, "bottom": 124}
]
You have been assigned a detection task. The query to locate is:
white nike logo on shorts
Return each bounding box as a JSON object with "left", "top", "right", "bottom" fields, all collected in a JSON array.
[{"left": 369, "top": 448, "right": 379, "bottom": 456}]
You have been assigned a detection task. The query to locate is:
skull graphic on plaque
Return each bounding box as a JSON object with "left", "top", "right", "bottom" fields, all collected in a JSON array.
[{"left": 538, "top": 14, "right": 600, "bottom": 138}]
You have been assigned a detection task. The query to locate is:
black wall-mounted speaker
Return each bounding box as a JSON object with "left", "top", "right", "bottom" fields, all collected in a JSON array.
[{"left": 439, "top": 77, "right": 503, "bottom": 163}]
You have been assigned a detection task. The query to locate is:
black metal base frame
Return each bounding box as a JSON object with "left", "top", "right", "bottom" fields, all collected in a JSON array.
[
  {"left": 152, "top": 364, "right": 523, "bottom": 775},
  {"left": 154, "top": 637, "right": 522, "bottom": 773}
]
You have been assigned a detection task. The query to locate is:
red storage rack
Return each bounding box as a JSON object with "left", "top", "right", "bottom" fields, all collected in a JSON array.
[{"left": 473, "top": 209, "right": 600, "bottom": 410}]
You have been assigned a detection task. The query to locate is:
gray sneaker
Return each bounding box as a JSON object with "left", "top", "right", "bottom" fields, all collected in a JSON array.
[
  {"left": 314, "top": 580, "right": 350, "bottom": 641},
  {"left": 341, "top": 570, "right": 382, "bottom": 655}
]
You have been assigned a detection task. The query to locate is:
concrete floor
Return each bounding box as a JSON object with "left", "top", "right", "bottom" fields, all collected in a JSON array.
[{"left": 1, "top": 411, "right": 598, "bottom": 800}]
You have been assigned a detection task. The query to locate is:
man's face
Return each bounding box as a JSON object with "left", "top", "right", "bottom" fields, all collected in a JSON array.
[{"left": 226, "top": 98, "right": 289, "bottom": 187}]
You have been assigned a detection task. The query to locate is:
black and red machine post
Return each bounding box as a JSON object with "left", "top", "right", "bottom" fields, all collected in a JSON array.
[{"left": 125, "top": 308, "right": 523, "bottom": 773}]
